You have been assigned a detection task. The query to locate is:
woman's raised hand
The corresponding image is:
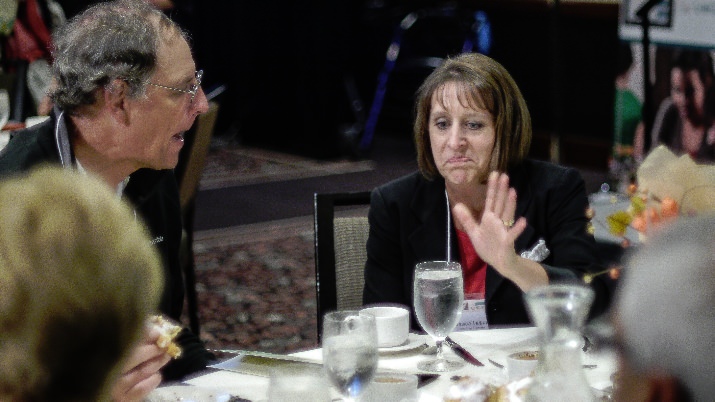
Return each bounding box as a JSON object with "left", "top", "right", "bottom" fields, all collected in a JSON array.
[{"left": 453, "top": 171, "right": 548, "bottom": 290}]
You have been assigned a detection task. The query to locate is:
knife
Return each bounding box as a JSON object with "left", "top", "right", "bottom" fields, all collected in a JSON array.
[
  {"left": 417, "top": 373, "right": 439, "bottom": 388},
  {"left": 444, "top": 337, "right": 484, "bottom": 366}
]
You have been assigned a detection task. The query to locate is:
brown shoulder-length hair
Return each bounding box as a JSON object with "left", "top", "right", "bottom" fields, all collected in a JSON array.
[{"left": 414, "top": 53, "right": 532, "bottom": 179}]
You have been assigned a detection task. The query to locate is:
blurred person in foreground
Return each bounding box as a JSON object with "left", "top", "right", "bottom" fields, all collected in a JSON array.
[
  {"left": 0, "top": 0, "right": 213, "bottom": 390},
  {"left": 363, "top": 53, "right": 610, "bottom": 329},
  {"left": 611, "top": 215, "right": 715, "bottom": 401},
  {"left": 0, "top": 166, "right": 164, "bottom": 401}
]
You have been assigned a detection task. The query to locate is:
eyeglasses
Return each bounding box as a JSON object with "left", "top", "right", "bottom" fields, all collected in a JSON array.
[{"left": 149, "top": 70, "right": 203, "bottom": 103}]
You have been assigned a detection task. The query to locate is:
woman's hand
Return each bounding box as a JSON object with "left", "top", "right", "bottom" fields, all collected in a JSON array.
[
  {"left": 111, "top": 326, "right": 172, "bottom": 402},
  {"left": 452, "top": 171, "right": 547, "bottom": 291},
  {"left": 454, "top": 171, "right": 525, "bottom": 272}
]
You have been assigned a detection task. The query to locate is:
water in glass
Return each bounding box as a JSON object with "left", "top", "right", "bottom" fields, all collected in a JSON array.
[
  {"left": 322, "top": 311, "right": 378, "bottom": 400},
  {"left": 415, "top": 269, "right": 463, "bottom": 338},
  {"left": 413, "top": 261, "right": 464, "bottom": 372}
]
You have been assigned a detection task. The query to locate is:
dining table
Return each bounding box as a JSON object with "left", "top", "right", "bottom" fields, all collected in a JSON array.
[{"left": 165, "top": 326, "right": 616, "bottom": 402}]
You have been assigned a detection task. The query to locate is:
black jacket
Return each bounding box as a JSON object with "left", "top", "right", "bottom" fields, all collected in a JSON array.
[
  {"left": 0, "top": 110, "right": 212, "bottom": 380},
  {"left": 363, "top": 160, "right": 611, "bottom": 329}
]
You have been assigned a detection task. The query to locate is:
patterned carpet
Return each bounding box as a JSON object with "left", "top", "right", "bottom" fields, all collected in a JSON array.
[
  {"left": 199, "top": 144, "right": 374, "bottom": 190},
  {"left": 191, "top": 217, "right": 318, "bottom": 354},
  {"left": 186, "top": 143, "right": 374, "bottom": 355}
]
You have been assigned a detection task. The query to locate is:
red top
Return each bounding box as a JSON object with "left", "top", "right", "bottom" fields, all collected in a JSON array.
[{"left": 457, "top": 229, "right": 487, "bottom": 296}]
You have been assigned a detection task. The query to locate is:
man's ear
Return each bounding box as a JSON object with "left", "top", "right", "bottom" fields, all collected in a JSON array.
[{"left": 103, "top": 78, "right": 131, "bottom": 125}]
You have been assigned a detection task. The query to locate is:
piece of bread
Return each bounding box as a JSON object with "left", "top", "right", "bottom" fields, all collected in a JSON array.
[{"left": 149, "top": 315, "right": 183, "bottom": 359}]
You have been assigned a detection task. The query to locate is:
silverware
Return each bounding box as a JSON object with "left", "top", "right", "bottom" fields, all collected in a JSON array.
[
  {"left": 444, "top": 337, "right": 484, "bottom": 366},
  {"left": 417, "top": 373, "right": 439, "bottom": 388},
  {"left": 488, "top": 358, "right": 504, "bottom": 369},
  {"left": 487, "top": 357, "right": 596, "bottom": 370}
]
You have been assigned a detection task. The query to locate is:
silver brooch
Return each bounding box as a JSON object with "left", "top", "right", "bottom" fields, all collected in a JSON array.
[{"left": 520, "top": 239, "right": 550, "bottom": 262}]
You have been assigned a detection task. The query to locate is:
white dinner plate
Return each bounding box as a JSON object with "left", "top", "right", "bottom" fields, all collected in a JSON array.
[
  {"left": 378, "top": 333, "right": 429, "bottom": 354},
  {"left": 145, "top": 385, "right": 232, "bottom": 402}
]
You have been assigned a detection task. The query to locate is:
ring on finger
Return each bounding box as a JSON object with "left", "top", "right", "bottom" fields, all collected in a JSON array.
[{"left": 502, "top": 219, "right": 515, "bottom": 228}]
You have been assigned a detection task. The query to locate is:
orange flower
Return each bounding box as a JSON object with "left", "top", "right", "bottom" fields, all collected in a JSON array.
[
  {"left": 660, "top": 197, "right": 679, "bottom": 218},
  {"left": 631, "top": 215, "right": 647, "bottom": 233},
  {"left": 645, "top": 206, "right": 661, "bottom": 225},
  {"left": 609, "top": 267, "right": 621, "bottom": 280}
]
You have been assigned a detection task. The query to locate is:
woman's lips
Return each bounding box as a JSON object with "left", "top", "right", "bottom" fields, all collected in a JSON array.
[{"left": 447, "top": 156, "right": 471, "bottom": 164}]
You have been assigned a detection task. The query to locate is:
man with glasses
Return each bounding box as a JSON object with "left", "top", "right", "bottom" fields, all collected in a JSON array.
[{"left": 0, "top": 0, "right": 212, "bottom": 400}]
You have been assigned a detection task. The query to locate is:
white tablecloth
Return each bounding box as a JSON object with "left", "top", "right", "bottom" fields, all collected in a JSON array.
[{"left": 182, "top": 326, "right": 616, "bottom": 402}]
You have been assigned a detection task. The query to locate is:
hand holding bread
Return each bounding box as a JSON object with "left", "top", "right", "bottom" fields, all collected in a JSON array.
[{"left": 148, "top": 315, "right": 183, "bottom": 359}]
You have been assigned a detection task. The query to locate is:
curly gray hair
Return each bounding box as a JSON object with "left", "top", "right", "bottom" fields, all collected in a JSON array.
[
  {"left": 49, "top": 0, "right": 189, "bottom": 112},
  {"left": 616, "top": 214, "right": 715, "bottom": 401}
]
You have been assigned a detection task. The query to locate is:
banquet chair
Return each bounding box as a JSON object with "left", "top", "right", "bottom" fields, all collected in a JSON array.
[
  {"left": 176, "top": 100, "right": 219, "bottom": 336},
  {"left": 313, "top": 191, "right": 371, "bottom": 341}
]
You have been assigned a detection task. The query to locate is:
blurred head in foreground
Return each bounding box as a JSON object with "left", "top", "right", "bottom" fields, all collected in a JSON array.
[
  {"left": 0, "top": 166, "right": 164, "bottom": 401},
  {"left": 614, "top": 215, "right": 715, "bottom": 401}
]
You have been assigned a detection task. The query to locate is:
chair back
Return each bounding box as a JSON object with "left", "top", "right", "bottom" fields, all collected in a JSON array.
[
  {"left": 313, "top": 191, "right": 371, "bottom": 341},
  {"left": 175, "top": 100, "right": 219, "bottom": 336},
  {"left": 333, "top": 216, "right": 370, "bottom": 310},
  {"left": 178, "top": 100, "right": 219, "bottom": 210}
]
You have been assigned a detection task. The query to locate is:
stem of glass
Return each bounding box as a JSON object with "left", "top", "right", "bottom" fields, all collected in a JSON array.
[{"left": 435, "top": 339, "right": 444, "bottom": 362}]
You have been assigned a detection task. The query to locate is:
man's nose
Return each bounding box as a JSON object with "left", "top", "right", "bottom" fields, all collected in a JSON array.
[{"left": 192, "top": 87, "right": 209, "bottom": 114}]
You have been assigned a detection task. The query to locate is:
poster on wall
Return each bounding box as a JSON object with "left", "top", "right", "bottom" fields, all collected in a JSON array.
[
  {"left": 622, "top": 0, "right": 673, "bottom": 28},
  {"left": 620, "top": 0, "right": 715, "bottom": 48},
  {"left": 611, "top": 1, "right": 715, "bottom": 192}
]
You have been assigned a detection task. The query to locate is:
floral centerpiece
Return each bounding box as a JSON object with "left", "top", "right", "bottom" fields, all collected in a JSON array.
[
  {"left": 606, "top": 145, "right": 715, "bottom": 240},
  {"left": 584, "top": 146, "right": 715, "bottom": 284}
]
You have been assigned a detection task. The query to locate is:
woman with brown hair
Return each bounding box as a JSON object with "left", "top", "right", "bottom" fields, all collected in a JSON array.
[{"left": 363, "top": 53, "right": 610, "bottom": 329}]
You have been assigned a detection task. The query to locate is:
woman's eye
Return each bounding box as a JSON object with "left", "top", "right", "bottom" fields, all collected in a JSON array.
[
  {"left": 434, "top": 119, "right": 449, "bottom": 130},
  {"left": 466, "top": 121, "right": 484, "bottom": 130}
]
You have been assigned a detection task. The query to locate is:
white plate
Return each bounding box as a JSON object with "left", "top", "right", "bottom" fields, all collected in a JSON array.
[
  {"left": 145, "top": 385, "right": 232, "bottom": 402},
  {"left": 378, "top": 333, "right": 429, "bottom": 354}
]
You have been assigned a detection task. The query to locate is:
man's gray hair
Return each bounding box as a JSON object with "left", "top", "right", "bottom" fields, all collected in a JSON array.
[
  {"left": 49, "top": 0, "right": 188, "bottom": 112},
  {"left": 616, "top": 214, "right": 715, "bottom": 401}
]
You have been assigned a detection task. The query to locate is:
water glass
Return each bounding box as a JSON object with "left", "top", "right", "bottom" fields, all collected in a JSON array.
[
  {"left": 413, "top": 261, "right": 464, "bottom": 372},
  {"left": 322, "top": 310, "right": 378, "bottom": 401},
  {"left": 268, "top": 364, "right": 330, "bottom": 402}
]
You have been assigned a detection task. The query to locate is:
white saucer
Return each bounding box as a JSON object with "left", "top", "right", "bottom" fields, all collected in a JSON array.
[{"left": 378, "top": 333, "right": 429, "bottom": 354}]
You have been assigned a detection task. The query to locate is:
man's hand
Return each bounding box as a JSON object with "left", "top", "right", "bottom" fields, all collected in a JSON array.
[{"left": 111, "top": 326, "right": 172, "bottom": 402}]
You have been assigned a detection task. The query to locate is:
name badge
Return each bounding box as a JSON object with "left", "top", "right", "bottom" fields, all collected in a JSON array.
[{"left": 455, "top": 293, "right": 489, "bottom": 331}]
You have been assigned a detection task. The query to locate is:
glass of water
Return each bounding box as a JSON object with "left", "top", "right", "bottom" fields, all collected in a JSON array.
[
  {"left": 322, "top": 310, "right": 378, "bottom": 401},
  {"left": 268, "top": 363, "right": 330, "bottom": 402},
  {"left": 414, "top": 261, "right": 464, "bottom": 372}
]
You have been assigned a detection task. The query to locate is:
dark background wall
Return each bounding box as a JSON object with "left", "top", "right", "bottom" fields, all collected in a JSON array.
[{"left": 190, "top": 0, "right": 619, "bottom": 169}]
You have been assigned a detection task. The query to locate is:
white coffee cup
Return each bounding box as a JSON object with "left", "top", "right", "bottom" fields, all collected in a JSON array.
[
  {"left": 361, "top": 305, "right": 409, "bottom": 348},
  {"left": 360, "top": 372, "right": 418, "bottom": 402},
  {"left": 506, "top": 350, "right": 539, "bottom": 381}
]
